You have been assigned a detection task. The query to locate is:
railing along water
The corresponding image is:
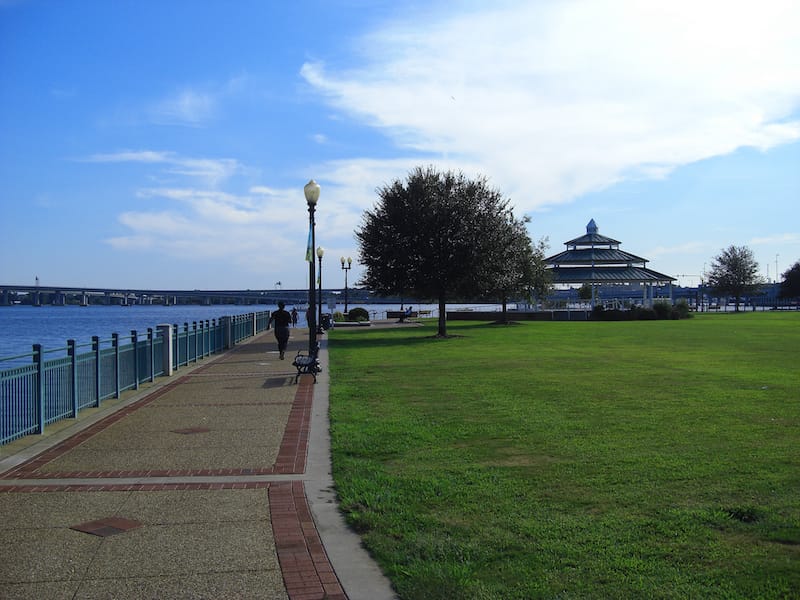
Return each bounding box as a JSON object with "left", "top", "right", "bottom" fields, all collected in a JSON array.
[{"left": 0, "top": 310, "right": 269, "bottom": 445}]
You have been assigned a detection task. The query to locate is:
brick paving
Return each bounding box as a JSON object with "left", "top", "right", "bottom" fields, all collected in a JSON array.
[{"left": 0, "top": 330, "right": 348, "bottom": 600}]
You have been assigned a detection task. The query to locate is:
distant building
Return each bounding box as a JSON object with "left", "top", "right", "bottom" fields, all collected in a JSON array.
[{"left": 545, "top": 219, "right": 676, "bottom": 307}]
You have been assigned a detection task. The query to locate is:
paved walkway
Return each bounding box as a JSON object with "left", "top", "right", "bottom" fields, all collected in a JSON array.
[{"left": 0, "top": 328, "right": 396, "bottom": 600}]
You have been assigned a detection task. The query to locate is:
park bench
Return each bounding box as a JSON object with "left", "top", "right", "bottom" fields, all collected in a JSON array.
[
  {"left": 386, "top": 310, "right": 418, "bottom": 319},
  {"left": 292, "top": 343, "right": 321, "bottom": 383}
]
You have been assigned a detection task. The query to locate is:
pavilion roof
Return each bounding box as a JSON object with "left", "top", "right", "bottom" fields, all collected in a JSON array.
[
  {"left": 546, "top": 248, "right": 649, "bottom": 266},
  {"left": 563, "top": 218, "right": 620, "bottom": 247},
  {"left": 546, "top": 219, "right": 676, "bottom": 285},
  {"left": 549, "top": 266, "right": 676, "bottom": 283},
  {"left": 564, "top": 232, "right": 621, "bottom": 247}
]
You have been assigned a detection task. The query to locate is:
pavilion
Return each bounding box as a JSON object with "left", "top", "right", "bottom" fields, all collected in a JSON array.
[{"left": 545, "top": 219, "right": 676, "bottom": 307}]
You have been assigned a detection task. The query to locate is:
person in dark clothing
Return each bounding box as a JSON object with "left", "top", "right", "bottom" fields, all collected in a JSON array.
[
  {"left": 291, "top": 307, "right": 298, "bottom": 327},
  {"left": 268, "top": 301, "right": 292, "bottom": 359}
]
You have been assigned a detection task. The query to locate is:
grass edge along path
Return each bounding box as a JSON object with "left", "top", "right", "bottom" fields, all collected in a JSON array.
[{"left": 328, "top": 313, "right": 799, "bottom": 600}]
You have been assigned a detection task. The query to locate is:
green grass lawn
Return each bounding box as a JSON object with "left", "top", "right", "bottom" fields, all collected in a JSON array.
[{"left": 328, "top": 313, "right": 800, "bottom": 600}]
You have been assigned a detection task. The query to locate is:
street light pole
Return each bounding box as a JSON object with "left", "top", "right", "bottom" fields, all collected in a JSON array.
[
  {"left": 304, "top": 180, "right": 320, "bottom": 354},
  {"left": 316, "top": 246, "right": 325, "bottom": 334},
  {"left": 340, "top": 256, "right": 352, "bottom": 313}
]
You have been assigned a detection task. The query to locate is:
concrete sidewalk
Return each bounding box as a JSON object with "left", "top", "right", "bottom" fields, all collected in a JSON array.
[{"left": 0, "top": 329, "right": 395, "bottom": 600}]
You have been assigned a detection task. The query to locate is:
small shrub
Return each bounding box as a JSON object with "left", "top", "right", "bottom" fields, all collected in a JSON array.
[
  {"left": 636, "top": 307, "right": 657, "bottom": 320},
  {"left": 673, "top": 300, "right": 692, "bottom": 319},
  {"left": 332, "top": 311, "right": 345, "bottom": 322},
  {"left": 653, "top": 301, "right": 672, "bottom": 320},
  {"left": 347, "top": 307, "right": 370, "bottom": 321}
]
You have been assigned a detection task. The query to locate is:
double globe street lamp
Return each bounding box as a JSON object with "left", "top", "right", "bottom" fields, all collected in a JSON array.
[
  {"left": 316, "top": 246, "right": 325, "bottom": 334},
  {"left": 340, "top": 256, "right": 352, "bottom": 314},
  {"left": 303, "top": 180, "right": 320, "bottom": 354}
]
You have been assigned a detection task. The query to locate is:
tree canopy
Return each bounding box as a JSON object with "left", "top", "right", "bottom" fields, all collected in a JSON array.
[
  {"left": 706, "top": 245, "right": 764, "bottom": 311},
  {"left": 779, "top": 260, "right": 800, "bottom": 299},
  {"left": 356, "top": 166, "right": 535, "bottom": 336}
]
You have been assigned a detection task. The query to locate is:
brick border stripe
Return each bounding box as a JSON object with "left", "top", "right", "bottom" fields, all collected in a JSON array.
[
  {"left": 270, "top": 481, "right": 347, "bottom": 600},
  {"left": 274, "top": 375, "right": 314, "bottom": 474},
  {"left": 0, "top": 481, "right": 272, "bottom": 492}
]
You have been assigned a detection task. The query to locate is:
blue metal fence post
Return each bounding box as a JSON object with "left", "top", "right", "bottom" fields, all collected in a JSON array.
[
  {"left": 193, "top": 321, "right": 199, "bottom": 363},
  {"left": 33, "top": 344, "right": 44, "bottom": 434},
  {"left": 131, "top": 330, "right": 139, "bottom": 390},
  {"left": 184, "top": 323, "right": 189, "bottom": 367},
  {"left": 93, "top": 336, "right": 101, "bottom": 406},
  {"left": 112, "top": 333, "right": 120, "bottom": 399},
  {"left": 197, "top": 321, "right": 201, "bottom": 361},
  {"left": 157, "top": 324, "right": 174, "bottom": 376},
  {"left": 173, "top": 324, "right": 179, "bottom": 369},
  {"left": 148, "top": 328, "right": 155, "bottom": 382},
  {"left": 68, "top": 339, "right": 78, "bottom": 418}
]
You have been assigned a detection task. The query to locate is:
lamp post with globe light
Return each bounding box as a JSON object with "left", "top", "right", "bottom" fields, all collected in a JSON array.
[
  {"left": 340, "top": 256, "right": 352, "bottom": 314},
  {"left": 303, "top": 180, "right": 320, "bottom": 353},
  {"left": 316, "top": 246, "right": 325, "bottom": 334}
]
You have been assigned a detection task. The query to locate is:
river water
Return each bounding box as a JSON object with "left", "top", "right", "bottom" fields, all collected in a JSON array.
[{"left": 0, "top": 302, "right": 501, "bottom": 363}]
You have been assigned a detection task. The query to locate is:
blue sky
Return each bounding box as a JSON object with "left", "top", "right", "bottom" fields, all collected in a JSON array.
[{"left": 1, "top": 0, "right": 798, "bottom": 291}]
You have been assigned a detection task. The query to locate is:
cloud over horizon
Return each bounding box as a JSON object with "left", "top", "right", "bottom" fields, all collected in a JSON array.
[{"left": 301, "top": 0, "right": 800, "bottom": 210}]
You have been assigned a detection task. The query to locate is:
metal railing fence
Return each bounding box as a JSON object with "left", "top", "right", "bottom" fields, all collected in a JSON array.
[{"left": 0, "top": 310, "right": 269, "bottom": 445}]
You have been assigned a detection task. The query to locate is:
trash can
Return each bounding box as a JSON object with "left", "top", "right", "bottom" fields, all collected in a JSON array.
[{"left": 321, "top": 313, "right": 333, "bottom": 330}]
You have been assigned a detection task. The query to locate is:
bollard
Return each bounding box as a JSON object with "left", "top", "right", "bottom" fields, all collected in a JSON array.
[
  {"left": 221, "top": 316, "right": 232, "bottom": 349},
  {"left": 157, "top": 324, "right": 174, "bottom": 376}
]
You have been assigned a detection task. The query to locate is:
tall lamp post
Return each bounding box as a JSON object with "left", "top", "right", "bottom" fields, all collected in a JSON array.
[
  {"left": 316, "top": 246, "right": 325, "bottom": 334},
  {"left": 304, "top": 180, "right": 320, "bottom": 353},
  {"left": 340, "top": 256, "right": 352, "bottom": 313}
]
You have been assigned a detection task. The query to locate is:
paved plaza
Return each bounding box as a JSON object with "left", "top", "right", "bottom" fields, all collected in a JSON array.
[{"left": 0, "top": 329, "right": 395, "bottom": 600}]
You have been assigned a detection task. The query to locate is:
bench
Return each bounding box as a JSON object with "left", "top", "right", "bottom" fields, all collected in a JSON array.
[
  {"left": 386, "top": 310, "right": 418, "bottom": 319},
  {"left": 292, "top": 344, "right": 321, "bottom": 383}
]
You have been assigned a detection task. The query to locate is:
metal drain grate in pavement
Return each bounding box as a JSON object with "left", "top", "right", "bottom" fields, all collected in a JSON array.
[
  {"left": 171, "top": 427, "right": 211, "bottom": 434},
  {"left": 70, "top": 517, "right": 143, "bottom": 537}
]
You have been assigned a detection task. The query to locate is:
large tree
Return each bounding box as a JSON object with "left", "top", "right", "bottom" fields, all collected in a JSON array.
[
  {"left": 706, "top": 245, "right": 764, "bottom": 311},
  {"left": 779, "top": 260, "right": 800, "bottom": 299},
  {"left": 356, "top": 166, "right": 525, "bottom": 336},
  {"left": 481, "top": 215, "right": 534, "bottom": 323}
]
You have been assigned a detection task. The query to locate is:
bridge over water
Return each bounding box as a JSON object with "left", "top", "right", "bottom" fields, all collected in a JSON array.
[{"left": 0, "top": 284, "right": 376, "bottom": 307}]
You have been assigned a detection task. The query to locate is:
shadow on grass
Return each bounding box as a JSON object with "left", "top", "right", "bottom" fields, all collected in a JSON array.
[{"left": 329, "top": 320, "right": 497, "bottom": 350}]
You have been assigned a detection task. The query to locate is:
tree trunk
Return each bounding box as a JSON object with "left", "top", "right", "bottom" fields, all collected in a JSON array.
[
  {"left": 501, "top": 296, "right": 508, "bottom": 324},
  {"left": 438, "top": 296, "right": 447, "bottom": 337}
]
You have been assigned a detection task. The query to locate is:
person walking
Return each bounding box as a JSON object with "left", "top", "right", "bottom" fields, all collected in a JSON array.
[
  {"left": 268, "top": 301, "right": 292, "bottom": 359},
  {"left": 291, "top": 307, "right": 298, "bottom": 327}
]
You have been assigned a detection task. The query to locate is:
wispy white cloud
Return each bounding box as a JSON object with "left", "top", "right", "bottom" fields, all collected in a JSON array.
[
  {"left": 105, "top": 181, "right": 312, "bottom": 272},
  {"left": 648, "top": 241, "right": 714, "bottom": 259},
  {"left": 750, "top": 233, "right": 800, "bottom": 246},
  {"left": 302, "top": 0, "right": 800, "bottom": 210},
  {"left": 83, "top": 150, "right": 242, "bottom": 187},
  {"left": 85, "top": 150, "right": 172, "bottom": 164},
  {"left": 149, "top": 89, "right": 215, "bottom": 126}
]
